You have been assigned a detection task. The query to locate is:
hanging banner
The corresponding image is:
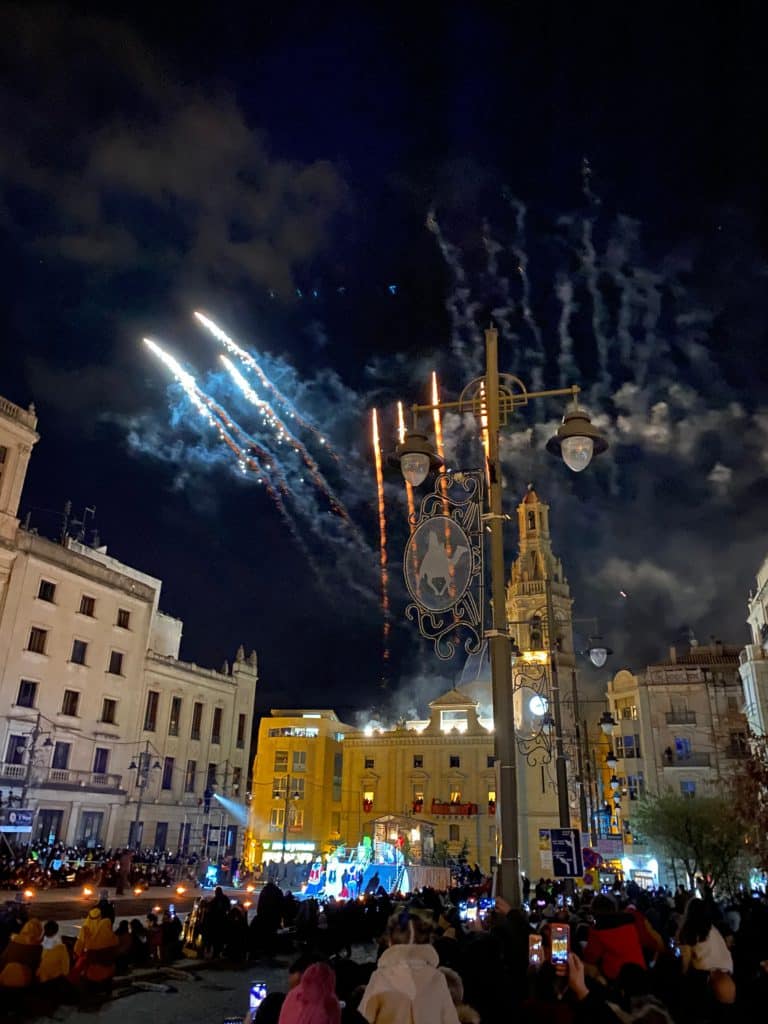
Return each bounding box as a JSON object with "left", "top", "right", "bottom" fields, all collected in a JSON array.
[
  {"left": 0, "top": 808, "right": 33, "bottom": 833},
  {"left": 404, "top": 471, "right": 484, "bottom": 660}
]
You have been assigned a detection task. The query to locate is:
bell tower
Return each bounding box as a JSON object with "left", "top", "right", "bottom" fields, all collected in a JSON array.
[
  {"left": 0, "top": 396, "right": 38, "bottom": 543},
  {"left": 506, "top": 484, "right": 574, "bottom": 660}
]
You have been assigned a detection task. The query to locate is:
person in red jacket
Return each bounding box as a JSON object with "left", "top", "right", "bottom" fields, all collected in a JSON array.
[{"left": 583, "top": 894, "right": 646, "bottom": 982}]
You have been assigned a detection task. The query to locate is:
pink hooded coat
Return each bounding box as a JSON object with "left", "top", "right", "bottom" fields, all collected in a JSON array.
[{"left": 278, "top": 963, "right": 341, "bottom": 1024}]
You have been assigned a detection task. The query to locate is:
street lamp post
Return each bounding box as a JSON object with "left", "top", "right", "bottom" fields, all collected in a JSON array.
[
  {"left": 273, "top": 780, "right": 300, "bottom": 865},
  {"left": 392, "top": 326, "right": 607, "bottom": 906},
  {"left": 129, "top": 742, "right": 160, "bottom": 850},
  {"left": 19, "top": 712, "right": 53, "bottom": 809}
]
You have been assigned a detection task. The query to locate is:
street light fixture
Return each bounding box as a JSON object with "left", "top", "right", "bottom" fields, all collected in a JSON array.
[
  {"left": 609, "top": 774, "right": 620, "bottom": 791},
  {"left": 587, "top": 636, "right": 613, "bottom": 668},
  {"left": 599, "top": 711, "right": 618, "bottom": 735},
  {"left": 391, "top": 326, "right": 608, "bottom": 908},
  {"left": 605, "top": 751, "right": 618, "bottom": 771},
  {"left": 273, "top": 784, "right": 301, "bottom": 866}
]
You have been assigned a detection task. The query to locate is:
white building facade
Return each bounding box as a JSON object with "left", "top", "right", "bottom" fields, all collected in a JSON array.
[
  {"left": 0, "top": 393, "right": 256, "bottom": 852},
  {"left": 739, "top": 554, "right": 768, "bottom": 735}
]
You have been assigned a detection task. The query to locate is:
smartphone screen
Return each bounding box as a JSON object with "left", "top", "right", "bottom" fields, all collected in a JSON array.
[
  {"left": 249, "top": 981, "right": 267, "bottom": 1011},
  {"left": 465, "top": 905, "right": 478, "bottom": 922},
  {"left": 528, "top": 934, "right": 544, "bottom": 966},
  {"left": 550, "top": 924, "right": 570, "bottom": 965}
]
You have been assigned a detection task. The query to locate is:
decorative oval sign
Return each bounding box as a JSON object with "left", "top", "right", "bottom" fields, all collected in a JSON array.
[{"left": 404, "top": 515, "right": 472, "bottom": 613}]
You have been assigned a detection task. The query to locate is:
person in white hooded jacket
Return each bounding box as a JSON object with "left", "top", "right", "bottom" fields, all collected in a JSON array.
[{"left": 359, "top": 910, "right": 460, "bottom": 1024}]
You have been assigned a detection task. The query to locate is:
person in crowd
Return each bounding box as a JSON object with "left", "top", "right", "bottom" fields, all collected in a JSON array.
[
  {"left": 77, "top": 917, "right": 118, "bottom": 987},
  {"left": 114, "top": 920, "right": 132, "bottom": 974},
  {"left": 129, "top": 918, "right": 150, "bottom": 966},
  {"left": 678, "top": 896, "right": 736, "bottom": 1005},
  {"left": 0, "top": 918, "right": 43, "bottom": 988},
  {"left": 161, "top": 908, "right": 184, "bottom": 962},
  {"left": 583, "top": 894, "right": 647, "bottom": 982},
  {"left": 278, "top": 961, "right": 341, "bottom": 1024},
  {"left": 439, "top": 967, "right": 480, "bottom": 1024},
  {"left": 37, "top": 920, "right": 69, "bottom": 985},
  {"left": 74, "top": 906, "right": 102, "bottom": 959},
  {"left": 358, "top": 910, "right": 460, "bottom": 1024}
]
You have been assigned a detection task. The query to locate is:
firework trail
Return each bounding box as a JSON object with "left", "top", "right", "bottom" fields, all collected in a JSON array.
[
  {"left": 371, "top": 408, "right": 390, "bottom": 667},
  {"left": 507, "top": 197, "right": 545, "bottom": 392},
  {"left": 194, "top": 310, "right": 337, "bottom": 458},
  {"left": 396, "top": 400, "right": 416, "bottom": 530},
  {"left": 220, "top": 354, "right": 354, "bottom": 523},
  {"left": 580, "top": 158, "right": 611, "bottom": 395},
  {"left": 556, "top": 276, "right": 578, "bottom": 385},
  {"left": 482, "top": 218, "right": 515, "bottom": 343},
  {"left": 426, "top": 209, "right": 483, "bottom": 374},
  {"left": 143, "top": 338, "right": 320, "bottom": 563}
]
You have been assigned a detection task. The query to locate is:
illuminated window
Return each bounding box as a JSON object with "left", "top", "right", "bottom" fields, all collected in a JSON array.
[
  {"left": 488, "top": 789, "right": 496, "bottom": 803},
  {"left": 413, "top": 788, "right": 424, "bottom": 802},
  {"left": 270, "top": 808, "right": 284, "bottom": 831},
  {"left": 449, "top": 790, "right": 462, "bottom": 804},
  {"left": 289, "top": 808, "right": 304, "bottom": 831},
  {"left": 274, "top": 750, "right": 288, "bottom": 772},
  {"left": 363, "top": 790, "right": 374, "bottom": 803},
  {"left": 292, "top": 750, "right": 307, "bottom": 772}
]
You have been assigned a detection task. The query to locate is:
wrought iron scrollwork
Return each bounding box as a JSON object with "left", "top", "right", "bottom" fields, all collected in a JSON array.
[
  {"left": 512, "top": 660, "right": 554, "bottom": 767},
  {"left": 404, "top": 471, "right": 484, "bottom": 661}
]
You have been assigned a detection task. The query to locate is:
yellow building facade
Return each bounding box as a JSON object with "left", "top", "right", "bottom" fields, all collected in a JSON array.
[{"left": 247, "top": 709, "right": 347, "bottom": 867}]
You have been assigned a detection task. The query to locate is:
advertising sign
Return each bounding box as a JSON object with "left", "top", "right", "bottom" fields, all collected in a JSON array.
[{"left": 0, "top": 808, "right": 33, "bottom": 833}]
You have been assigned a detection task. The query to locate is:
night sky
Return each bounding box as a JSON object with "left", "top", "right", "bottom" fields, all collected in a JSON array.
[{"left": 2, "top": 3, "right": 768, "bottom": 721}]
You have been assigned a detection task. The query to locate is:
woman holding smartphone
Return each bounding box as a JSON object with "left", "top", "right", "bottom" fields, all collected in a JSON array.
[{"left": 677, "top": 899, "right": 735, "bottom": 1005}]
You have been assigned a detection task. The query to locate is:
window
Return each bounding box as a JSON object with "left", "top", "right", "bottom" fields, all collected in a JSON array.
[
  {"left": 292, "top": 750, "right": 307, "bottom": 772},
  {"left": 289, "top": 808, "right": 304, "bottom": 831},
  {"left": 6, "top": 735, "right": 26, "bottom": 765},
  {"left": 413, "top": 755, "right": 424, "bottom": 769},
  {"left": 52, "top": 742, "right": 71, "bottom": 770},
  {"left": 269, "top": 808, "right": 284, "bottom": 831},
  {"left": 527, "top": 510, "right": 536, "bottom": 530},
  {"left": 267, "top": 727, "right": 319, "bottom": 738},
  {"left": 331, "top": 812, "right": 341, "bottom": 835},
  {"left": 236, "top": 714, "right": 246, "bottom": 749},
  {"left": 680, "top": 780, "right": 696, "bottom": 799},
  {"left": 93, "top": 748, "right": 109, "bottom": 775},
  {"left": 489, "top": 825, "right": 497, "bottom": 843},
  {"left": 364, "top": 757, "right": 375, "bottom": 770},
  {"left": 274, "top": 750, "right": 288, "bottom": 773},
  {"left": 363, "top": 790, "right": 374, "bottom": 809},
  {"left": 413, "top": 787, "right": 424, "bottom": 802},
  {"left": 273, "top": 775, "right": 288, "bottom": 798},
  {"left": 729, "top": 731, "right": 748, "bottom": 755},
  {"left": 332, "top": 752, "right": 342, "bottom": 802},
  {"left": 79, "top": 811, "right": 103, "bottom": 845},
  {"left": 727, "top": 695, "right": 739, "bottom": 713},
  {"left": 488, "top": 788, "right": 496, "bottom": 804},
  {"left": 206, "top": 763, "right": 217, "bottom": 788},
  {"left": 293, "top": 777, "right": 306, "bottom": 799},
  {"left": 144, "top": 690, "right": 159, "bottom": 731},
  {"left": 61, "top": 689, "right": 79, "bottom": 716},
  {"left": 155, "top": 822, "right": 168, "bottom": 850},
  {"left": 70, "top": 639, "right": 87, "bottom": 665},
  {"left": 674, "top": 736, "right": 692, "bottom": 759},
  {"left": 107, "top": 651, "right": 123, "bottom": 675},
  {"left": 79, "top": 595, "right": 95, "bottom": 617},
  {"left": 487, "top": 755, "right": 496, "bottom": 768},
  {"left": 449, "top": 755, "right": 461, "bottom": 768},
  {"left": 440, "top": 709, "right": 468, "bottom": 732},
  {"left": 184, "top": 760, "right": 197, "bottom": 793},
  {"left": 38, "top": 579, "right": 56, "bottom": 603},
  {"left": 168, "top": 697, "right": 182, "bottom": 736},
  {"left": 100, "top": 698, "right": 117, "bottom": 724},
  {"left": 622, "top": 734, "right": 641, "bottom": 758},
  {"left": 190, "top": 702, "right": 203, "bottom": 740},
  {"left": 16, "top": 680, "right": 37, "bottom": 708},
  {"left": 211, "top": 707, "right": 222, "bottom": 745},
  {"left": 627, "top": 773, "right": 645, "bottom": 800},
  {"left": 162, "top": 756, "right": 174, "bottom": 790},
  {"left": 449, "top": 824, "right": 460, "bottom": 842},
  {"left": 117, "top": 608, "right": 130, "bottom": 629},
  {"left": 450, "top": 789, "right": 462, "bottom": 804},
  {"left": 27, "top": 627, "right": 47, "bottom": 655},
  {"left": 232, "top": 766, "right": 242, "bottom": 794}
]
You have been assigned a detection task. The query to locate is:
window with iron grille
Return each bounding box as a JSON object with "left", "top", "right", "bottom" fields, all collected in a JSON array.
[
  {"left": 27, "top": 627, "right": 47, "bottom": 655},
  {"left": 184, "top": 760, "right": 196, "bottom": 793}
]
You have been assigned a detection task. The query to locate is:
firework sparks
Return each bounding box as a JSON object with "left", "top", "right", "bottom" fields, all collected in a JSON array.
[
  {"left": 396, "top": 400, "right": 416, "bottom": 530},
  {"left": 371, "top": 408, "right": 390, "bottom": 666},
  {"left": 194, "top": 310, "right": 336, "bottom": 456}
]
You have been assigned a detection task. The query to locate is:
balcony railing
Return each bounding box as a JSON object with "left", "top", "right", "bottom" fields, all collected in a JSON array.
[
  {"left": 662, "top": 752, "right": 711, "bottom": 768},
  {"left": 431, "top": 799, "right": 479, "bottom": 816},
  {"left": 740, "top": 644, "right": 767, "bottom": 666},
  {"left": 665, "top": 710, "right": 696, "bottom": 725},
  {"left": 0, "top": 764, "right": 123, "bottom": 789}
]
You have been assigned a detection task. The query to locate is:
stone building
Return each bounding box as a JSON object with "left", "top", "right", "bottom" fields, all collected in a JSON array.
[
  {"left": 739, "top": 553, "right": 768, "bottom": 735},
  {"left": 0, "top": 392, "right": 256, "bottom": 852}
]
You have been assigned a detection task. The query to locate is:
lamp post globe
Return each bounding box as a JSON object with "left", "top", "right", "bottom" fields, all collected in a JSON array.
[
  {"left": 390, "top": 431, "right": 443, "bottom": 487},
  {"left": 546, "top": 408, "right": 608, "bottom": 473},
  {"left": 587, "top": 635, "right": 612, "bottom": 668},
  {"left": 599, "top": 711, "right": 618, "bottom": 735}
]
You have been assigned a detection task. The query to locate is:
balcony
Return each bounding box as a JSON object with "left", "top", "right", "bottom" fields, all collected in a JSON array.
[
  {"left": 740, "top": 644, "right": 767, "bottom": 666},
  {"left": 662, "top": 752, "right": 711, "bottom": 768},
  {"left": 431, "top": 799, "right": 479, "bottom": 816},
  {"left": 665, "top": 710, "right": 696, "bottom": 725},
  {"left": 0, "top": 764, "right": 124, "bottom": 791}
]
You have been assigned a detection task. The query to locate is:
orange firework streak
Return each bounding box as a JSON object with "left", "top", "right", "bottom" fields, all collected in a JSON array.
[
  {"left": 371, "top": 409, "right": 390, "bottom": 663},
  {"left": 396, "top": 401, "right": 417, "bottom": 530}
]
